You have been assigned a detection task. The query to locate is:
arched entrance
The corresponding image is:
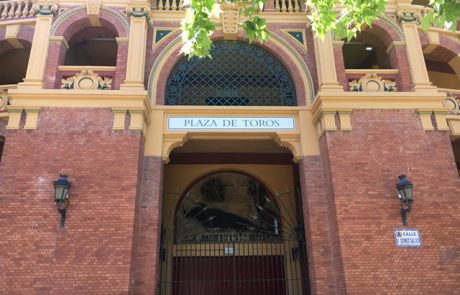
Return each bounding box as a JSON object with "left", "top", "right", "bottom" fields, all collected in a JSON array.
[
  {"left": 158, "top": 140, "right": 310, "bottom": 295},
  {"left": 156, "top": 40, "right": 311, "bottom": 294}
]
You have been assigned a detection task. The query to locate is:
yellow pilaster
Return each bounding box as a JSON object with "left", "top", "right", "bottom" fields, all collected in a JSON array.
[
  {"left": 112, "top": 109, "right": 127, "bottom": 130},
  {"left": 417, "top": 111, "right": 434, "bottom": 130},
  {"left": 6, "top": 109, "right": 22, "bottom": 130},
  {"left": 313, "top": 33, "right": 343, "bottom": 93},
  {"left": 24, "top": 108, "right": 40, "bottom": 129},
  {"left": 401, "top": 22, "right": 436, "bottom": 92},
  {"left": 321, "top": 111, "right": 337, "bottom": 131},
  {"left": 129, "top": 110, "right": 146, "bottom": 131},
  {"left": 338, "top": 110, "right": 352, "bottom": 131},
  {"left": 121, "top": 2, "right": 150, "bottom": 90},
  {"left": 144, "top": 110, "right": 164, "bottom": 157},
  {"left": 19, "top": 3, "right": 57, "bottom": 89},
  {"left": 434, "top": 112, "right": 450, "bottom": 131}
]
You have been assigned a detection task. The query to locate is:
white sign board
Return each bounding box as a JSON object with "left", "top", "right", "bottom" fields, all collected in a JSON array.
[
  {"left": 394, "top": 228, "right": 422, "bottom": 248},
  {"left": 168, "top": 116, "right": 295, "bottom": 130}
]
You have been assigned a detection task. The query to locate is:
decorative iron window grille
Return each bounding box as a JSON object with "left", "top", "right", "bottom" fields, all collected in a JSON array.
[{"left": 165, "top": 41, "right": 297, "bottom": 106}]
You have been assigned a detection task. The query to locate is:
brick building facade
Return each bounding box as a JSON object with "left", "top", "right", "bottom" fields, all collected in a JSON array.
[{"left": 0, "top": 0, "right": 459, "bottom": 294}]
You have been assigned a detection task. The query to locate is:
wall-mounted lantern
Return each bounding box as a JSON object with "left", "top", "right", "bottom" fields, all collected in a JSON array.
[
  {"left": 396, "top": 175, "right": 413, "bottom": 226},
  {"left": 54, "top": 175, "right": 71, "bottom": 227}
]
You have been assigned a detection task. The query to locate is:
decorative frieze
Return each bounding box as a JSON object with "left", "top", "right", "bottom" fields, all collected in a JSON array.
[
  {"left": 31, "top": 0, "right": 58, "bottom": 16},
  {"left": 0, "top": 95, "right": 7, "bottom": 112},
  {"left": 221, "top": 2, "right": 239, "bottom": 40},
  {"left": 443, "top": 94, "right": 460, "bottom": 115},
  {"left": 61, "top": 70, "right": 112, "bottom": 90},
  {"left": 127, "top": 2, "right": 151, "bottom": 22},
  {"left": 86, "top": 0, "right": 101, "bottom": 16},
  {"left": 396, "top": 6, "right": 430, "bottom": 24},
  {"left": 349, "top": 73, "right": 397, "bottom": 92}
]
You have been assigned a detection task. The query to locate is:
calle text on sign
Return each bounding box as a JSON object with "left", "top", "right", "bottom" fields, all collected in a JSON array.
[
  {"left": 167, "top": 116, "right": 296, "bottom": 130},
  {"left": 394, "top": 228, "right": 422, "bottom": 248}
]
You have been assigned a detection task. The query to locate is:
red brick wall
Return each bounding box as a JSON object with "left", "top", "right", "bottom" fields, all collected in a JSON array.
[
  {"left": 299, "top": 156, "right": 346, "bottom": 294},
  {"left": 129, "top": 156, "right": 163, "bottom": 295},
  {"left": 318, "top": 109, "right": 460, "bottom": 294},
  {"left": 0, "top": 108, "right": 143, "bottom": 294}
]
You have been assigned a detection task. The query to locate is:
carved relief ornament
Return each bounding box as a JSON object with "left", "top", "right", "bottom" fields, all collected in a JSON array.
[
  {"left": 396, "top": 6, "right": 430, "bottom": 23},
  {"left": 443, "top": 93, "right": 460, "bottom": 115},
  {"left": 61, "top": 70, "right": 112, "bottom": 90},
  {"left": 0, "top": 94, "right": 7, "bottom": 111},
  {"left": 221, "top": 2, "right": 240, "bottom": 39},
  {"left": 349, "top": 73, "right": 397, "bottom": 92},
  {"left": 86, "top": 0, "right": 102, "bottom": 16},
  {"left": 127, "top": 2, "right": 151, "bottom": 21},
  {"left": 31, "top": 0, "right": 58, "bottom": 15}
]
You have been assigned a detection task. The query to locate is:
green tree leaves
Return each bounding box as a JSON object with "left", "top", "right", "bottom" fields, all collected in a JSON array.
[
  {"left": 421, "top": 0, "right": 460, "bottom": 31},
  {"left": 180, "top": 0, "right": 460, "bottom": 58}
]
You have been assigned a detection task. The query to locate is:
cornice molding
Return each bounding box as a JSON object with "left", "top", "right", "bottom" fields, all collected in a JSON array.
[{"left": 7, "top": 89, "right": 151, "bottom": 110}]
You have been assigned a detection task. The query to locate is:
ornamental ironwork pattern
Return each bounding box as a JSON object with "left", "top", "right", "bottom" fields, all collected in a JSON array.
[{"left": 165, "top": 41, "right": 297, "bottom": 106}]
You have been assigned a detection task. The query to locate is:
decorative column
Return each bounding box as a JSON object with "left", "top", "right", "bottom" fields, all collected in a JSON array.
[
  {"left": 397, "top": 6, "right": 436, "bottom": 92},
  {"left": 313, "top": 32, "right": 344, "bottom": 93},
  {"left": 120, "top": 2, "right": 150, "bottom": 90},
  {"left": 19, "top": 1, "right": 58, "bottom": 89}
]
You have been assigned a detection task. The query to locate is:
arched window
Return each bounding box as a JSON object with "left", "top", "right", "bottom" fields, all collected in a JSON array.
[
  {"left": 165, "top": 41, "right": 297, "bottom": 106},
  {"left": 175, "top": 171, "right": 282, "bottom": 243},
  {"left": 64, "top": 26, "right": 118, "bottom": 66},
  {"left": 342, "top": 31, "right": 391, "bottom": 69},
  {"left": 0, "top": 41, "right": 31, "bottom": 85}
]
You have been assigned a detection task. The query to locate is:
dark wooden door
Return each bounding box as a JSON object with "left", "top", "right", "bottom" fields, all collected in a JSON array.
[{"left": 172, "top": 255, "right": 286, "bottom": 295}]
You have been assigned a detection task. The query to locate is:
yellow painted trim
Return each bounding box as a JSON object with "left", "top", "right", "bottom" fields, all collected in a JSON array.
[
  {"left": 24, "top": 108, "right": 40, "bottom": 130},
  {"left": 116, "top": 37, "right": 129, "bottom": 44},
  {"left": 0, "top": 18, "right": 37, "bottom": 26},
  {"left": 338, "top": 110, "right": 352, "bottom": 130},
  {"left": 0, "top": 84, "right": 17, "bottom": 91},
  {"left": 112, "top": 109, "right": 127, "bottom": 130},
  {"left": 148, "top": 10, "right": 308, "bottom": 24},
  {"left": 386, "top": 41, "right": 406, "bottom": 54},
  {"left": 143, "top": 106, "right": 321, "bottom": 160},
  {"left": 49, "top": 36, "right": 69, "bottom": 49},
  {"left": 447, "top": 115, "right": 460, "bottom": 136},
  {"left": 6, "top": 109, "right": 22, "bottom": 130},
  {"left": 312, "top": 92, "right": 446, "bottom": 117},
  {"left": 434, "top": 112, "right": 450, "bottom": 131},
  {"left": 58, "top": 66, "right": 117, "bottom": 72},
  {"left": 344, "top": 69, "right": 400, "bottom": 75},
  {"left": 417, "top": 111, "right": 435, "bottom": 131},
  {"left": 7, "top": 89, "right": 151, "bottom": 109}
]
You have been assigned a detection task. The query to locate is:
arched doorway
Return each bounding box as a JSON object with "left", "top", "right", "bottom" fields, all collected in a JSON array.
[
  {"left": 157, "top": 40, "right": 310, "bottom": 294},
  {"left": 159, "top": 142, "right": 310, "bottom": 294}
]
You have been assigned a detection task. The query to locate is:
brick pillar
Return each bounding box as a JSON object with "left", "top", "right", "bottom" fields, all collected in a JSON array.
[
  {"left": 114, "top": 37, "right": 129, "bottom": 90},
  {"left": 299, "top": 155, "right": 346, "bottom": 294},
  {"left": 130, "top": 156, "right": 163, "bottom": 295},
  {"left": 44, "top": 37, "right": 67, "bottom": 89},
  {"left": 388, "top": 43, "right": 413, "bottom": 92}
]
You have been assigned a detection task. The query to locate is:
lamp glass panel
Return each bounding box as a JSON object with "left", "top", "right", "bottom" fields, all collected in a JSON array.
[
  {"left": 55, "top": 186, "right": 67, "bottom": 201},
  {"left": 403, "top": 187, "right": 413, "bottom": 201}
]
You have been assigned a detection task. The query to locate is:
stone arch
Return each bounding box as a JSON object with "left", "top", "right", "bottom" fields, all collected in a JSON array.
[
  {"left": 148, "top": 29, "right": 314, "bottom": 106},
  {"left": 420, "top": 33, "right": 460, "bottom": 87},
  {"left": 44, "top": 7, "right": 129, "bottom": 89},
  {"left": 50, "top": 7, "right": 129, "bottom": 39}
]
